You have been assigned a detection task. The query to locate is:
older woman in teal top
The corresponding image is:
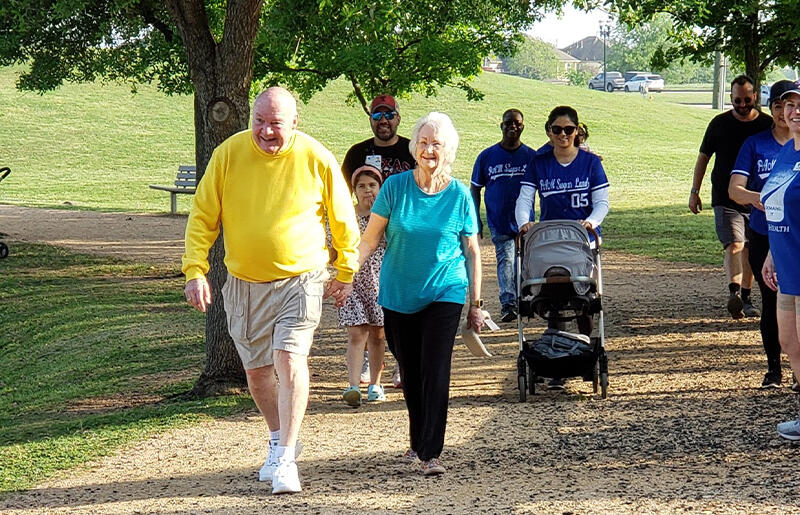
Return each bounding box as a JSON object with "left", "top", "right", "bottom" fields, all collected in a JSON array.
[{"left": 357, "top": 111, "right": 484, "bottom": 476}]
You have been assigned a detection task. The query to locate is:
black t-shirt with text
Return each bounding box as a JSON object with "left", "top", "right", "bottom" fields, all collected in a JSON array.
[
  {"left": 699, "top": 110, "right": 773, "bottom": 211},
  {"left": 341, "top": 136, "right": 415, "bottom": 189}
]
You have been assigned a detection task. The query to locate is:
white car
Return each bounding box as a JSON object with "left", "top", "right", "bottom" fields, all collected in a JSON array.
[{"left": 623, "top": 74, "right": 665, "bottom": 93}]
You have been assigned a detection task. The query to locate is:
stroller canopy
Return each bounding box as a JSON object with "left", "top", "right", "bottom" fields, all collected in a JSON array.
[{"left": 521, "top": 219, "right": 595, "bottom": 297}]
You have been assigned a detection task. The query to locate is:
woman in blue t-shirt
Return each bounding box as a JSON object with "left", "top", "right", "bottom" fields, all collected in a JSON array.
[
  {"left": 729, "top": 80, "right": 794, "bottom": 388},
  {"left": 356, "top": 112, "right": 484, "bottom": 475},
  {"left": 760, "top": 83, "right": 800, "bottom": 440}
]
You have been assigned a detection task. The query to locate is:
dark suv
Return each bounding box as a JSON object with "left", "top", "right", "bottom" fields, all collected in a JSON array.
[{"left": 588, "top": 71, "right": 625, "bottom": 92}]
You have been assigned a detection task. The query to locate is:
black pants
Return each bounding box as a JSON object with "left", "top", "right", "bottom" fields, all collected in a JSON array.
[
  {"left": 749, "top": 230, "right": 781, "bottom": 374},
  {"left": 383, "top": 302, "right": 463, "bottom": 461}
]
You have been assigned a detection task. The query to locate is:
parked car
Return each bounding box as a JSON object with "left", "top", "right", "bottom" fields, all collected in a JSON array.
[
  {"left": 761, "top": 83, "right": 771, "bottom": 106},
  {"left": 588, "top": 71, "right": 625, "bottom": 92},
  {"left": 624, "top": 74, "right": 665, "bottom": 93},
  {"left": 624, "top": 71, "right": 648, "bottom": 82}
]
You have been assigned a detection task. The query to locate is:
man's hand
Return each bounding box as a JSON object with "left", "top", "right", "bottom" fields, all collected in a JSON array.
[
  {"left": 324, "top": 279, "right": 353, "bottom": 308},
  {"left": 689, "top": 192, "right": 702, "bottom": 214},
  {"left": 185, "top": 277, "right": 212, "bottom": 312}
]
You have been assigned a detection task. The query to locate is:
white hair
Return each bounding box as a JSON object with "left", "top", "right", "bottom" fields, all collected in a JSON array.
[{"left": 409, "top": 112, "right": 459, "bottom": 169}]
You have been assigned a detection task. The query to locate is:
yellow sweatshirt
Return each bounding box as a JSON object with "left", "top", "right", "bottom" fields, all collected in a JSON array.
[{"left": 182, "top": 129, "right": 360, "bottom": 283}]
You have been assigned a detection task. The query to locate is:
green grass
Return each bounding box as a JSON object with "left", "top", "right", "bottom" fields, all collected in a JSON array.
[
  {"left": 1, "top": 65, "right": 725, "bottom": 264},
  {"left": 0, "top": 242, "right": 254, "bottom": 494}
]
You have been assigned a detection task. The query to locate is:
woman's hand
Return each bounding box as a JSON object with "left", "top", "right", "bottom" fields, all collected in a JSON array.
[
  {"left": 467, "top": 305, "right": 485, "bottom": 332},
  {"left": 580, "top": 220, "right": 592, "bottom": 230},
  {"left": 519, "top": 221, "right": 535, "bottom": 234},
  {"left": 762, "top": 251, "right": 778, "bottom": 292}
]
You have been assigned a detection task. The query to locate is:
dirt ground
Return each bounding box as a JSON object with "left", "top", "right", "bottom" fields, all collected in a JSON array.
[{"left": 2, "top": 204, "right": 800, "bottom": 514}]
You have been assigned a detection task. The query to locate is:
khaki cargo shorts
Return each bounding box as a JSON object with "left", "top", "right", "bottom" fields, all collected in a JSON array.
[{"left": 221, "top": 269, "right": 328, "bottom": 369}]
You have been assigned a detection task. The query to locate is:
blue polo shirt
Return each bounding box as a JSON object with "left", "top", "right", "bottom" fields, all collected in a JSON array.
[
  {"left": 372, "top": 171, "right": 478, "bottom": 313},
  {"left": 471, "top": 143, "right": 536, "bottom": 236}
]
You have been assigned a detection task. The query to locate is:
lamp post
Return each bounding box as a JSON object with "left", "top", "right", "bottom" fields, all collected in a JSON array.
[{"left": 599, "top": 22, "right": 611, "bottom": 92}]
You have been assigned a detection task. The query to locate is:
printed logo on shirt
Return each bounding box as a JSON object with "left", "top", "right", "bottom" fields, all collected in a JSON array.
[
  {"left": 487, "top": 163, "right": 527, "bottom": 180},
  {"left": 757, "top": 158, "right": 776, "bottom": 174},
  {"left": 794, "top": 161, "right": 800, "bottom": 172},
  {"left": 539, "top": 176, "right": 590, "bottom": 197},
  {"left": 763, "top": 174, "right": 795, "bottom": 223}
]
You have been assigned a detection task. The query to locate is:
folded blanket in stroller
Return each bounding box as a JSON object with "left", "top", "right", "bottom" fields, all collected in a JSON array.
[{"left": 531, "top": 328, "right": 592, "bottom": 359}]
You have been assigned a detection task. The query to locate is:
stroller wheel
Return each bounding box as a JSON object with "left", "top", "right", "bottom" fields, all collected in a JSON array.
[
  {"left": 518, "top": 374, "right": 527, "bottom": 402},
  {"left": 0, "top": 242, "right": 7, "bottom": 259},
  {"left": 600, "top": 372, "right": 609, "bottom": 399}
]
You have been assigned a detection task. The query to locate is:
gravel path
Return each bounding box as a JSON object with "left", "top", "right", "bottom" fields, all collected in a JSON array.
[{"left": 2, "top": 204, "right": 799, "bottom": 514}]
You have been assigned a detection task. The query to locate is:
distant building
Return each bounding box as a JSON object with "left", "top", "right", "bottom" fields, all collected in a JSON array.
[
  {"left": 482, "top": 56, "right": 505, "bottom": 73},
  {"left": 560, "top": 36, "right": 603, "bottom": 74},
  {"left": 552, "top": 48, "right": 581, "bottom": 77}
]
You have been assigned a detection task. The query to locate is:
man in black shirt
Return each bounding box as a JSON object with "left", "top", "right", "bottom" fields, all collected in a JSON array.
[
  {"left": 341, "top": 95, "right": 415, "bottom": 189},
  {"left": 690, "top": 75, "right": 773, "bottom": 319}
]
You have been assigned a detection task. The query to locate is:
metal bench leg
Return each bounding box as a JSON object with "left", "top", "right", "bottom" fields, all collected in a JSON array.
[{"left": 170, "top": 192, "right": 177, "bottom": 215}]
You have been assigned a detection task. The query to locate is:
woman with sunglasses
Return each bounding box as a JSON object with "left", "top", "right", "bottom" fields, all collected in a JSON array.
[
  {"left": 514, "top": 106, "right": 609, "bottom": 388},
  {"left": 515, "top": 105, "right": 609, "bottom": 240}
]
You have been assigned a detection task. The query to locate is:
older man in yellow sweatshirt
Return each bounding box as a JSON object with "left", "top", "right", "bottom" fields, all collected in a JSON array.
[{"left": 183, "top": 87, "right": 359, "bottom": 494}]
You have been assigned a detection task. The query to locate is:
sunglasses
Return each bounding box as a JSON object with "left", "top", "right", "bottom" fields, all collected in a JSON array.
[
  {"left": 371, "top": 111, "right": 397, "bottom": 121},
  {"left": 733, "top": 97, "right": 753, "bottom": 105},
  {"left": 550, "top": 125, "right": 577, "bottom": 135}
]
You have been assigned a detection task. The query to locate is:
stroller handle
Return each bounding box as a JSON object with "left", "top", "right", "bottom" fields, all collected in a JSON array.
[{"left": 0, "top": 167, "right": 9, "bottom": 183}]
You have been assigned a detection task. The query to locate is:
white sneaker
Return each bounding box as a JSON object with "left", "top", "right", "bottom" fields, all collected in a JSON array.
[
  {"left": 258, "top": 440, "right": 278, "bottom": 482},
  {"left": 258, "top": 441, "right": 303, "bottom": 482},
  {"left": 272, "top": 457, "right": 302, "bottom": 494}
]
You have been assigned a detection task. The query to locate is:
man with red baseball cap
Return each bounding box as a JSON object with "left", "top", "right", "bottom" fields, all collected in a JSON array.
[{"left": 341, "top": 94, "right": 415, "bottom": 188}]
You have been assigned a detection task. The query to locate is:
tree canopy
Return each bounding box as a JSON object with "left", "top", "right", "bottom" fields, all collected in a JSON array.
[{"left": 502, "top": 35, "right": 560, "bottom": 81}]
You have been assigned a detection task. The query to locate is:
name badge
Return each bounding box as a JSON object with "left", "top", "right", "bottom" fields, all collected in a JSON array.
[{"left": 365, "top": 154, "right": 382, "bottom": 170}]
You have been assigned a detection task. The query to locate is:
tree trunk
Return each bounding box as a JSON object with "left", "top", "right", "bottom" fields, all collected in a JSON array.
[{"left": 166, "top": 0, "right": 264, "bottom": 396}]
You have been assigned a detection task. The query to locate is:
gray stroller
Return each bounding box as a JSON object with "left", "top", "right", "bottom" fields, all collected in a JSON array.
[{"left": 515, "top": 219, "right": 608, "bottom": 400}]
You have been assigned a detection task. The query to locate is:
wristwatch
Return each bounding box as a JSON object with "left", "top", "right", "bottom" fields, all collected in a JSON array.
[
  {"left": 470, "top": 299, "right": 484, "bottom": 308},
  {"left": 690, "top": 187, "right": 700, "bottom": 195}
]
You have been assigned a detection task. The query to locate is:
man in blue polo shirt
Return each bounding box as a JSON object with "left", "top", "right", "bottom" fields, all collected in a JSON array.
[{"left": 471, "top": 109, "right": 536, "bottom": 322}]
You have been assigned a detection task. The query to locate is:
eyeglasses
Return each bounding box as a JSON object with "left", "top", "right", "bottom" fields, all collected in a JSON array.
[
  {"left": 550, "top": 125, "right": 577, "bottom": 135},
  {"left": 733, "top": 97, "right": 753, "bottom": 105},
  {"left": 371, "top": 111, "right": 397, "bottom": 121}
]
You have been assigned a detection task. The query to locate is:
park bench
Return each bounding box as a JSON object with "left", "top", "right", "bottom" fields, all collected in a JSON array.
[{"left": 149, "top": 165, "right": 197, "bottom": 214}]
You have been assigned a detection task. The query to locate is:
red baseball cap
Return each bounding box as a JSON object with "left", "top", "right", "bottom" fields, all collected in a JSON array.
[{"left": 370, "top": 95, "right": 398, "bottom": 114}]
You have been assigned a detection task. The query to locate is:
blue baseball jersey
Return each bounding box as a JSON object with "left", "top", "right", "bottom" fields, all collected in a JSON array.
[
  {"left": 521, "top": 148, "right": 609, "bottom": 232},
  {"left": 732, "top": 130, "right": 784, "bottom": 235},
  {"left": 761, "top": 143, "right": 800, "bottom": 295},
  {"left": 372, "top": 171, "right": 478, "bottom": 313},
  {"left": 471, "top": 143, "right": 536, "bottom": 236}
]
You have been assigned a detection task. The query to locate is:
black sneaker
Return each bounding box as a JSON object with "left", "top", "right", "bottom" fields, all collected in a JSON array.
[
  {"left": 761, "top": 371, "right": 782, "bottom": 389},
  {"left": 547, "top": 377, "right": 566, "bottom": 390},
  {"left": 500, "top": 305, "right": 517, "bottom": 323},
  {"left": 742, "top": 301, "right": 760, "bottom": 318},
  {"left": 727, "top": 291, "right": 744, "bottom": 319}
]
